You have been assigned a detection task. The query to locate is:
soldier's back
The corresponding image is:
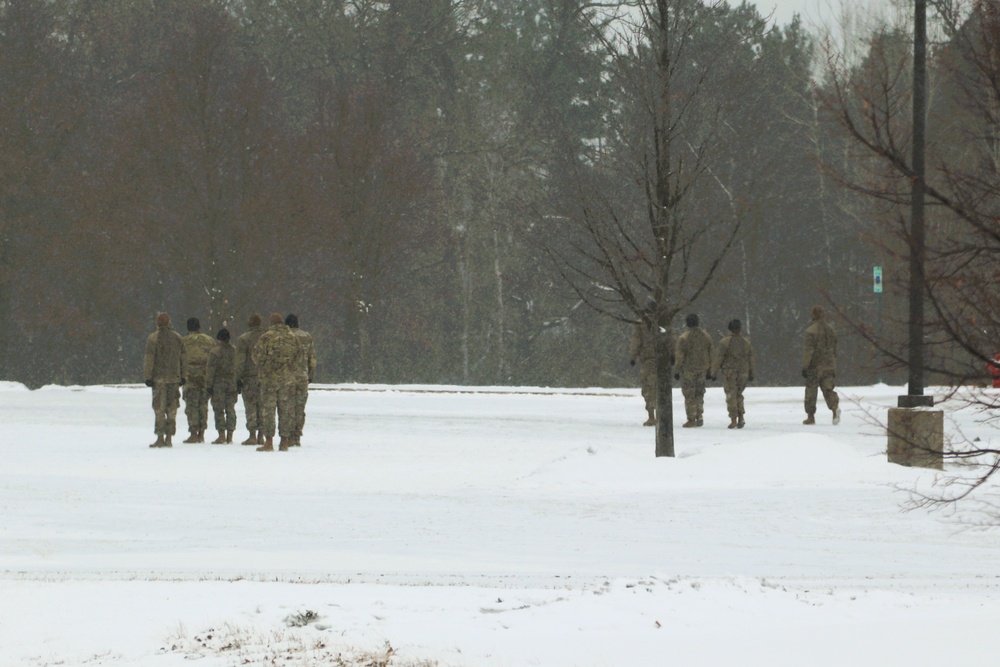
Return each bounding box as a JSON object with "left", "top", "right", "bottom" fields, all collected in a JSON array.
[
  {"left": 255, "top": 325, "right": 301, "bottom": 382},
  {"left": 805, "top": 321, "right": 837, "bottom": 369},
  {"left": 291, "top": 328, "right": 316, "bottom": 379},
  {"left": 236, "top": 326, "right": 265, "bottom": 379},
  {"left": 184, "top": 332, "right": 215, "bottom": 378},
  {"left": 211, "top": 343, "right": 236, "bottom": 382},
  {"left": 679, "top": 328, "right": 713, "bottom": 372},
  {"left": 148, "top": 328, "right": 184, "bottom": 380}
]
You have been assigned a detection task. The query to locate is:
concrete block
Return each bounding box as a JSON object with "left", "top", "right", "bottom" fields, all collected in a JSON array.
[{"left": 887, "top": 407, "right": 943, "bottom": 470}]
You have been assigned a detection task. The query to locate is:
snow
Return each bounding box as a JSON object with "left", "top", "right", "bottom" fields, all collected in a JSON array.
[{"left": 2, "top": 382, "right": 999, "bottom": 666}]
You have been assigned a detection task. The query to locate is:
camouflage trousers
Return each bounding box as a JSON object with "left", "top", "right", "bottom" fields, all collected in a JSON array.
[
  {"left": 183, "top": 380, "right": 209, "bottom": 433},
  {"left": 260, "top": 379, "right": 297, "bottom": 438},
  {"left": 291, "top": 378, "right": 309, "bottom": 438},
  {"left": 722, "top": 372, "right": 748, "bottom": 420},
  {"left": 210, "top": 382, "right": 239, "bottom": 432},
  {"left": 241, "top": 376, "right": 263, "bottom": 434},
  {"left": 804, "top": 369, "right": 839, "bottom": 415},
  {"left": 639, "top": 364, "right": 656, "bottom": 412},
  {"left": 681, "top": 371, "right": 707, "bottom": 421},
  {"left": 151, "top": 381, "right": 181, "bottom": 436}
]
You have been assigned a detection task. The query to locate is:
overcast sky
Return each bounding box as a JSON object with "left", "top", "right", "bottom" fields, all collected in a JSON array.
[{"left": 750, "top": 0, "right": 900, "bottom": 29}]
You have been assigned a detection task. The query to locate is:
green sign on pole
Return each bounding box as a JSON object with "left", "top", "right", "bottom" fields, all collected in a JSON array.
[{"left": 873, "top": 266, "right": 883, "bottom": 293}]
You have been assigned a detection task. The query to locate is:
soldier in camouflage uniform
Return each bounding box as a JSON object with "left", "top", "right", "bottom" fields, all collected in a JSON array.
[
  {"left": 235, "top": 313, "right": 266, "bottom": 445},
  {"left": 205, "top": 328, "right": 238, "bottom": 444},
  {"left": 285, "top": 314, "right": 317, "bottom": 447},
  {"left": 252, "top": 313, "right": 303, "bottom": 452},
  {"left": 674, "top": 313, "right": 713, "bottom": 428},
  {"left": 710, "top": 319, "right": 756, "bottom": 429},
  {"left": 629, "top": 300, "right": 658, "bottom": 426},
  {"left": 143, "top": 312, "right": 186, "bottom": 448},
  {"left": 802, "top": 305, "right": 840, "bottom": 425},
  {"left": 181, "top": 317, "right": 216, "bottom": 443}
]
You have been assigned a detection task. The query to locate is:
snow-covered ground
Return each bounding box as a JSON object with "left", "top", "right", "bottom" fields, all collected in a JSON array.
[{"left": 2, "top": 381, "right": 999, "bottom": 666}]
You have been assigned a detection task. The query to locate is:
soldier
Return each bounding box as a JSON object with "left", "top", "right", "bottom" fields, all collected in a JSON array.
[
  {"left": 235, "top": 313, "right": 266, "bottom": 445},
  {"left": 802, "top": 305, "right": 841, "bottom": 425},
  {"left": 674, "top": 313, "right": 713, "bottom": 428},
  {"left": 252, "top": 313, "right": 303, "bottom": 452},
  {"left": 285, "top": 314, "right": 316, "bottom": 446},
  {"left": 143, "top": 312, "right": 186, "bottom": 448},
  {"left": 205, "top": 328, "right": 238, "bottom": 444},
  {"left": 629, "top": 299, "right": 658, "bottom": 426},
  {"left": 181, "top": 317, "right": 216, "bottom": 443},
  {"left": 711, "top": 319, "right": 756, "bottom": 429}
]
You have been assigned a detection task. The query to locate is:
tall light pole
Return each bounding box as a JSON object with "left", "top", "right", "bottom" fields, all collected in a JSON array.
[
  {"left": 888, "top": 0, "right": 942, "bottom": 470},
  {"left": 901, "top": 0, "right": 933, "bottom": 409}
]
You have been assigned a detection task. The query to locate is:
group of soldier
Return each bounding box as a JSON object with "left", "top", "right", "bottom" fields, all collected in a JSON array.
[
  {"left": 145, "top": 302, "right": 839, "bottom": 445},
  {"left": 630, "top": 304, "right": 840, "bottom": 429},
  {"left": 142, "top": 311, "right": 316, "bottom": 452}
]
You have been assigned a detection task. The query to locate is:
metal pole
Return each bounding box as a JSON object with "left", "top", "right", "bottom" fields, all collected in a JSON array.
[
  {"left": 878, "top": 291, "right": 883, "bottom": 384},
  {"left": 902, "top": 0, "right": 932, "bottom": 408}
]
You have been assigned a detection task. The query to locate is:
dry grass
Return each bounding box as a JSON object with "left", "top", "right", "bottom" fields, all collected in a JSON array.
[{"left": 161, "top": 618, "right": 440, "bottom": 666}]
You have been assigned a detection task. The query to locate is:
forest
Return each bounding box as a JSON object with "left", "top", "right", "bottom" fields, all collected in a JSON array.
[{"left": 0, "top": 0, "right": 992, "bottom": 389}]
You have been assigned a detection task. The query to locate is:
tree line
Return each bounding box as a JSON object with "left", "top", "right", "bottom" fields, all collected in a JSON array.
[{"left": 0, "top": 0, "right": 970, "bottom": 390}]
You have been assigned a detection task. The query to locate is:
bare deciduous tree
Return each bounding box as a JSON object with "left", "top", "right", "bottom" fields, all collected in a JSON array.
[
  {"left": 545, "top": 0, "right": 769, "bottom": 455},
  {"left": 823, "top": 0, "right": 1000, "bottom": 506}
]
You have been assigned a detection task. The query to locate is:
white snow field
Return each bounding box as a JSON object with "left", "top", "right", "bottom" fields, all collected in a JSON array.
[{"left": 2, "top": 381, "right": 999, "bottom": 666}]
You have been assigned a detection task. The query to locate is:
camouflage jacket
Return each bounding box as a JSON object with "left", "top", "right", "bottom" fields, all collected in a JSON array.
[
  {"left": 235, "top": 325, "right": 265, "bottom": 383},
  {"left": 803, "top": 319, "right": 838, "bottom": 374},
  {"left": 675, "top": 327, "right": 713, "bottom": 375},
  {"left": 291, "top": 328, "right": 317, "bottom": 382},
  {"left": 629, "top": 319, "right": 657, "bottom": 369},
  {"left": 711, "top": 333, "right": 755, "bottom": 380},
  {"left": 144, "top": 325, "right": 185, "bottom": 383},
  {"left": 252, "top": 323, "right": 303, "bottom": 385},
  {"left": 182, "top": 331, "right": 216, "bottom": 382},
  {"left": 205, "top": 341, "right": 236, "bottom": 388}
]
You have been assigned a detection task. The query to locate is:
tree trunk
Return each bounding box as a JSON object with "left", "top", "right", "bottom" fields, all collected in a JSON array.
[
  {"left": 654, "top": 325, "right": 675, "bottom": 457},
  {"left": 493, "top": 227, "right": 507, "bottom": 382},
  {"left": 457, "top": 231, "right": 471, "bottom": 383},
  {"left": 654, "top": 0, "right": 675, "bottom": 457}
]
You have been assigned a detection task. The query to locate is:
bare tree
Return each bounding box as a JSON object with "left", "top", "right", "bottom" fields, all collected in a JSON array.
[
  {"left": 545, "top": 0, "right": 769, "bottom": 456},
  {"left": 822, "top": 0, "right": 1000, "bottom": 505}
]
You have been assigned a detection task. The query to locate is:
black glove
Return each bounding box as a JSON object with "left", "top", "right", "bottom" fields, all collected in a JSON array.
[
  {"left": 236, "top": 380, "right": 243, "bottom": 394},
  {"left": 144, "top": 379, "right": 154, "bottom": 388},
  {"left": 706, "top": 371, "right": 712, "bottom": 381},
  {"left": 801, "top": 369, "right": 809, "bottom": 379},
  {"left": 179, "top": 377, "right": 186, "bottom": 387},
  {"left": 674, "top": 373, "right": 680, "bottom": 381},
  {"left": 630, "top": 358, "right": 636, "bottom": 367}
]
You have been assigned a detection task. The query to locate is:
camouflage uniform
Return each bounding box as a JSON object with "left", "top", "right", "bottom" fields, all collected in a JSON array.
[
  {"left": 143, "top": 319, "right": 186, "bottom": 444},
  {"left": 629, "top": 317, "right": 657, "bottom": 425},
  {"left": 252, "top": 321, "right": 303, "bottom": 446},
  {"left": 205, "top": 338, "right": 238, "bottom": 436},
  {"left": 182, "top": 329, "right": 215, "bottom": 439},
  {"left": 289, "top": 324, "right": 317, "bottom": 443},
  {"left": 675, "top": 322, "right": 713, "bottom": 427},
  {"left": 711, "top": 328, "right": 755, "bottom": 428},
  {"left": 235, "top": 319, "right": 266, "bottom": 442},
  {"left": 802, "top": 309, "right": 840, "bottom": 423}
]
